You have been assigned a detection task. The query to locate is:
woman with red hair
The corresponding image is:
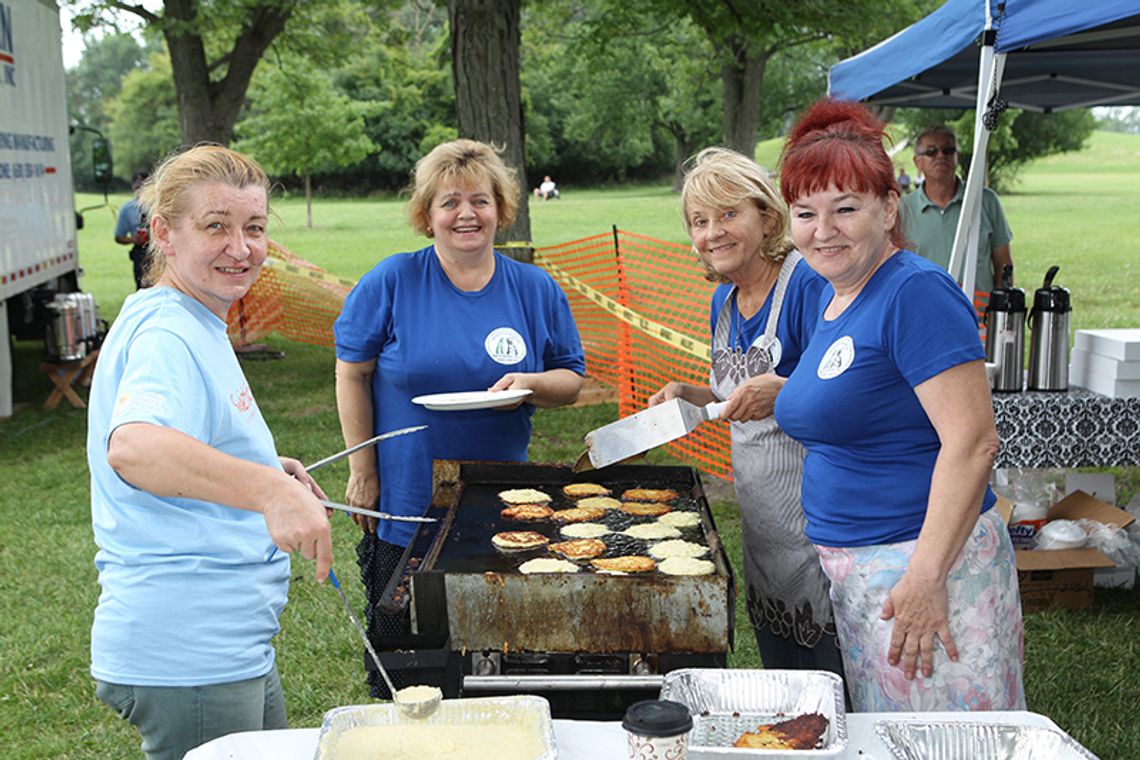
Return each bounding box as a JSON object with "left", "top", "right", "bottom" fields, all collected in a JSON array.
[{"left": 772, "top": 99, "right": 1024, "bottom": 712}]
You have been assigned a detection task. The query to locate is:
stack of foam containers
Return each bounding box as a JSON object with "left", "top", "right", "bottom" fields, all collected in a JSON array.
[{"left": 1069, "top": 328, "right": 1140, "bottom": 398}]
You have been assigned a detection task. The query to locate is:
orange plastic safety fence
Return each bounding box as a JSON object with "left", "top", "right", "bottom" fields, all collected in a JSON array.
[
  {"left": 225, "top": 241, "right": 352, "bottom": 348},
  {"left": 227, "top": 234, "right": 734, "bottom": 479},
  {"left": 536, "top": 231, "right": 732, "bottom": 480}
]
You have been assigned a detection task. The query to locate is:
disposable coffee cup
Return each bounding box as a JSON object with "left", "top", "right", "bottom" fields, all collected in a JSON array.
[{"left": 622, "top": 699, "right": 693, "bottom": 760}]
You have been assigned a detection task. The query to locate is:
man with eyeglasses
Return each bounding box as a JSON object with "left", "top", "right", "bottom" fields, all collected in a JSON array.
[{"left": 900, "top": 126, "right": 1014, "bottom": 319}]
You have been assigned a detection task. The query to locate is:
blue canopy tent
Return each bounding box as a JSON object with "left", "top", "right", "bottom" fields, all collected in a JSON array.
[{"left": 828, "top": 0, "right": 1140, "bottom": 299}]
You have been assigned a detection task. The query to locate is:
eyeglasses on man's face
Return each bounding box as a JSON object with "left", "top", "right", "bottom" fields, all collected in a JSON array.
[{"left": 917, "top": 145, "right": 957, "bottom": 157}]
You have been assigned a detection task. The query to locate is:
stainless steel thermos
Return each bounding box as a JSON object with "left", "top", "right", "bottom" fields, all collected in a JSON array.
[
  {"left": 984, "top": 264, "right": 1025, "bottom": 392},
  {"left": 43, "top": 292, "right": 101, "bottom": 362},
  {"left": 1027, "top": 265, "right": 1071, "bottom": 392}
]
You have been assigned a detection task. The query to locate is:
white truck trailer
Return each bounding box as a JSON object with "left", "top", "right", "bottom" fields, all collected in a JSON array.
[{"left": 1, "top": 0, "right": 101, "bottom": 416}]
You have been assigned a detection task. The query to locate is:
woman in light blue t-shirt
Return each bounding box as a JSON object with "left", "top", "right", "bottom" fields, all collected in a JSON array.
[
  {"left": 88, "top": 146, "right": 332, "bottom": 760},
  {"left": 774, "top": 99, "right": 1024, "bottom": 713}
]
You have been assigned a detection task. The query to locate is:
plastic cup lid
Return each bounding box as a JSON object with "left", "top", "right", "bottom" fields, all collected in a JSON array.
[{"left": 621, "top": 699, "right": 694, "bottom": 737}]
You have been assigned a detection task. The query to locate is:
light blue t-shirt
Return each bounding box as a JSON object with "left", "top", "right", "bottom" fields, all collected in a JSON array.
[
  {"left": 87, "top": 287, "right": 289, "bottom": 687},
  {"left": 774, "top": 252, "right": 994, "bottom": 547},
  {"left": 334, "top": 247, "right": 586, "bottom": 546}
]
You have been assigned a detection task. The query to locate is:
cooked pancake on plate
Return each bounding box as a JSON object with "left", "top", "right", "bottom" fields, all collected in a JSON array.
[
  {"left": 491, "top": 530, "right": 550, "bottom": 551},
  {"left": 591, "top": 556, "right": 656, "bottom": 574},
  {"left": 733, "top": 712, "right": 829, "bottom": 750},
  {"left": 657, "top": 511, "right": 701, "bottom": 528},
  {"left": 562, "top": 482, "right": 612, "bottom": 499},
  {"left": 548, "top": 538, "right": 607, "bottom": 560},
  {"left": 560, "top": 522, "right": 610, "bottom": 539},
  {"left": 519, "top": 557, "right": 580, "bottom": 574},
  {"left": 648, "top": 539, "right": 708, "bottom": 559},
  {"left": 621, "top": 487, "right": 679, "bottom": 503},
  {"left": 622, "top": 523, "right": 682, "bottom": 540},
  {"left": 576, "top": 496, "right": 622, "bottom": 511},
  {"left": 497, "top": 488, "right": 552, "bottom": 505},
  {"left": 500, "top": 504, "right": 554, "bottom": 521},
  {"left": 657, "top": 556, "right": 716, "bottom": 576},
  {"left": 620, "top": 501, "right": 672, "bottom": 517},
  {"left": 551, "top": 505, "right": 607, "bottom": 524}
]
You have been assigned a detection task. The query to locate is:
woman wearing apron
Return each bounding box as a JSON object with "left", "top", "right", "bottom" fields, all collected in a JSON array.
[{"left": 649, "top": 148, "right": 845, "bottom": 679}]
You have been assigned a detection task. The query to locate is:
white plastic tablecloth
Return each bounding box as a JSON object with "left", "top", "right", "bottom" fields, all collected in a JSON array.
[{"left": 184, "top": 710, "right": 1063, "bottom": 759}]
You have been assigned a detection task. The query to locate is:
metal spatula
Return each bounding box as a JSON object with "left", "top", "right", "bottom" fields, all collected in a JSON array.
[{"left": 584, "top": 398, "right": 727, "bottom": 470}]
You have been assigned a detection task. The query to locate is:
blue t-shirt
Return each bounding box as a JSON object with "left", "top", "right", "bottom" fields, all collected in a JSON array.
[
  {"left": 334, "top": 247, "right": 586, "bottom": 546},
  {"left": 708, "top": 259, "right": 830, "bottom": 378},
  {"left": 87, "top": 287, "right": 289, "bottom": 687},
  {"left": 774, "top": 251, "right": 994, "bottom": 547},
  {"left": 114, "top": 198, "right": 143, "bottom": 238}
]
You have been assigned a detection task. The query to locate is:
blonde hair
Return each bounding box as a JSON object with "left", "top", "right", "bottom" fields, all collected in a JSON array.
[
  {"left": 405, "top": 139, "right": 520, "bottom": 237},
  {"left": 138, "top": 145, "right": 270, "bottom": 286},
  {"left": 681, "top": 147, "right": 794, "bottom": 283}
]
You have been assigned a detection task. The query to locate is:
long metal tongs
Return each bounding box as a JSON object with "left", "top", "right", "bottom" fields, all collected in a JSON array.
[
  {"left": 321, "top": 500, "right": 437, "bottom": 524},
  {"left": 304, "top": 425, "right": 427, "bottom": 472}
]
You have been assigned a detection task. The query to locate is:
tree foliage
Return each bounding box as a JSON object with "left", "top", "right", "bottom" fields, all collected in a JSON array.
[
  {"left": 235, "top": 60, "right": 377, "bottom": 227},
  {"left": 105, "top": 52, "right": 182, "bottom": 181},
  {"left": 65, "top": 32, "right": 149, "bottom": 189},
  {"left": 66, "top": 0, "right": 1102, "bottom": 199},
  {"left": 65, "top": 0, "right": 374, "bottom": 145},
  {"left": 330, "top": 2, "right": 455, "bottom": 190}
]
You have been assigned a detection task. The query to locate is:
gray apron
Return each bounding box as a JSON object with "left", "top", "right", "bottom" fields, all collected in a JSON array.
[{"left": 710, "top": 251, "right": 836, "bottom": 650}]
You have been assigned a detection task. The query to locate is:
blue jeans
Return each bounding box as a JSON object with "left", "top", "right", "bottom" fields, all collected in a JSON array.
[{"left": 95, "top": 665, "right": 287, "bottom": 760}]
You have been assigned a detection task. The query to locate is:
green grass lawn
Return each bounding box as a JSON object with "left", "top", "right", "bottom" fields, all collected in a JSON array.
[{"left": 2, "top": 131, "right": 1138, "bottom": 758}]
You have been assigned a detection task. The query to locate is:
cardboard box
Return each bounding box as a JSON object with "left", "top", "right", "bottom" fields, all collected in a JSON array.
[{"left": 1010, "top": 490, "right": 1135, "bottom": 612}]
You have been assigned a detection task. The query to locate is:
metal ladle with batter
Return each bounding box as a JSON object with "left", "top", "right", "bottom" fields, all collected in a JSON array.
[{"left": 328, "top": 568, "right": 442, "bottom": 720}]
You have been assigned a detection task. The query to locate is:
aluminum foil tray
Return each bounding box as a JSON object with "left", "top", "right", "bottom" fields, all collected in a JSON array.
[
  {"left": 875, "top": 720, "right": 1099, "bottom": 760},
  {"left": 312, "top": 695, "right": 556, "bottom": 759},
  {"left": 659, "top": 668, "right": 847, "bottom": 758}
]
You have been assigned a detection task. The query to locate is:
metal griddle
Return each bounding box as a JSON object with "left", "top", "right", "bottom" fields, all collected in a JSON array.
[{"left": 398, "top": 461, "right": 734, "bottom": 655}]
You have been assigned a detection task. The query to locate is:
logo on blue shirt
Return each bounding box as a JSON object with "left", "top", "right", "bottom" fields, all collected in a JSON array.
[
  {"left": 817, "top": 336, "right": 855, "bottom": 379},
  {"left": 485, "top": 327, "right": 527, "bottom": 365}
]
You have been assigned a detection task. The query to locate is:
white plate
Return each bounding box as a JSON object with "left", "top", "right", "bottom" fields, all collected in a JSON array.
[{"left": 411, "top": 388, "right": 533, "bottom": 411}]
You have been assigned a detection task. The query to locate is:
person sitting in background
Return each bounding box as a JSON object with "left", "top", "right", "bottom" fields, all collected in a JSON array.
[
  {"left": 113, "top": 171, "right": 150, "bottom": 290},
  {"left": 900, "top": 125, "right": 1014, "bottom": 318},
  {"left": 533, "top": 174, "right": 559, "bottom": 200},
  {"left": 649, "top": 147, "right": 845, "bottom": 684},
  {"left": 897, "top": 167, "right": 912, "bottom": 194},
  {"left": 334, "top": 139, "right": 585, "bottom": 698},
  {"left": 775, "top": 99, "right": 1025, "bottom": 712},
  {"left": 88, "top": 146, "right": 332, "bottom": 760}
]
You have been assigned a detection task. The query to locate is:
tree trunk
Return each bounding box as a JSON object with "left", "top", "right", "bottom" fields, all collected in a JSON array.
[
  {"left": 163, "top": 0, "right": 293, "bottom": 146},
  {"left": 672, "top": 131, "right": 697, "bottom": 193},
  {"left": 721, "top": 37, "right": 768, "bottom": 159},
  {"left": 448, "top": 0, "right": 532, "bottom": 261},
  {"left": 305, "top": 173, "right": 313, "bottom": 228}
]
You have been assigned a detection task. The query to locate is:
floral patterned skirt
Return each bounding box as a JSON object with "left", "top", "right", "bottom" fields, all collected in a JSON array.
[{"left": 815, "top": 509, "right": 1026, "bottom": 712}]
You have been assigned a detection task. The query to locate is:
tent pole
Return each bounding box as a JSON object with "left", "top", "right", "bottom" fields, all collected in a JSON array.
[{"left": 948, "top": 33, "right": 1006, "bottom": 304}]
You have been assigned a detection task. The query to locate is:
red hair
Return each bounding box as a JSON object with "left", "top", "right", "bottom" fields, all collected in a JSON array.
[{"left": 779, "top": 98, "right": 905, "bottom": 249}]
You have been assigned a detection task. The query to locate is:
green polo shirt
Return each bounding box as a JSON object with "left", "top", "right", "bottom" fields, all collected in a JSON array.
[{"left": 900, "top": 179, "right": 1012, "bottom": 295}]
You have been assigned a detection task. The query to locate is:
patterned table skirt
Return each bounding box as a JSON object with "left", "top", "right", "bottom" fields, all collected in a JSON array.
[{"left": 993, "top": 388, "right": 1140, "bottom": 468}]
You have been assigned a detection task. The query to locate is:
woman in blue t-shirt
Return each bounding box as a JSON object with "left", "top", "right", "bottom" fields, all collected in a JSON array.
[
  {"left": 773, "top": 100, "right": 1025, "bottom": 712},
  {"left": 334, "top": 140, "right": 585, "bottom": 697},
  {"left": 648, "top": 148, "right": 845, "bottom": 684}
]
